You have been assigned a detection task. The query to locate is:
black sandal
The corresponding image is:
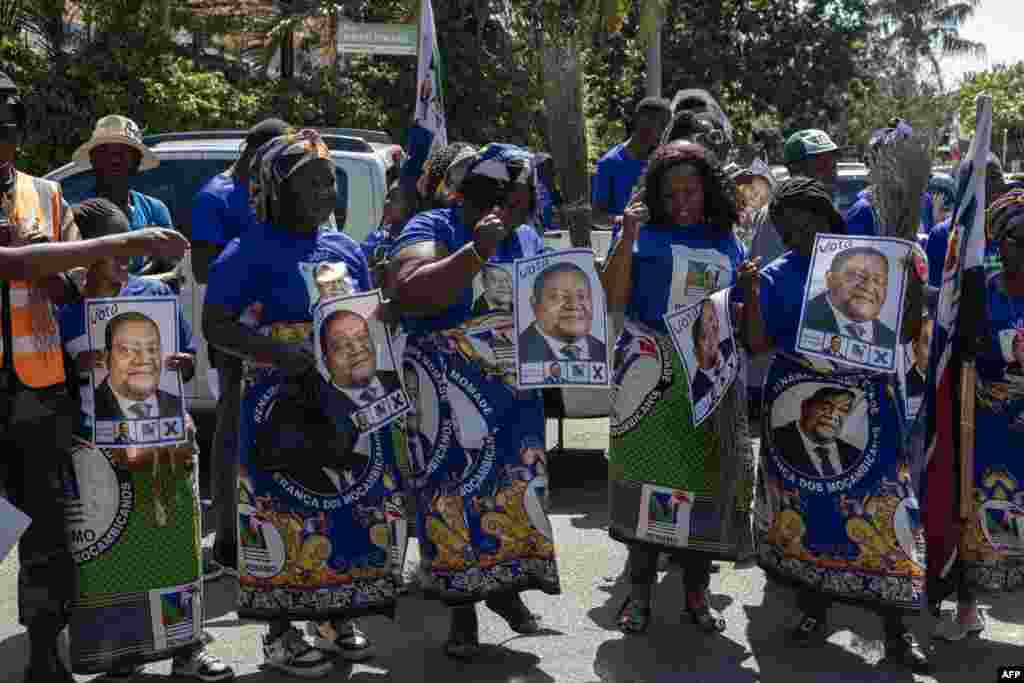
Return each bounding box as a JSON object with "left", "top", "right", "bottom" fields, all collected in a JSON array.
[
  {"left": 617, "top": 597, "right": 652, "bottom": 635},
  {"left": 685, "top": 592, "right": 726, "bottom": 633}
]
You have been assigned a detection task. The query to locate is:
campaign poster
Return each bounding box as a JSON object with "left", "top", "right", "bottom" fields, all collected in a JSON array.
[
  {"left": 513, "top": 248, "right": 610, "bottom": 389},
  {"left": 313, "top": 291, "right": 410, "bottom": 434},
  {"left": 85, "top": 297, "right": 186, "bottom": 448},
  {"left": 796, "top": 235, "right": 913, "bottom": 372},
  {"left": 664, "top": 288, "right": 739, "bottom": 426}
]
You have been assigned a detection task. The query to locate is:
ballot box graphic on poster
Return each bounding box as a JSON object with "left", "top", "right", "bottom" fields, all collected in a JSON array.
[
  {"left": 796, "top": 235, "right": 913, "bottom": 372},
  {"left": 664, "top": 288, "right": 740, "bottom": 426},
  {"left": 314, "top": 291, "right": 410, "bottom": 434},
  {"left": 86, "top": 296, "right": 186, "bottom": 448},
  {"left": 513, "top": 248, "right": 610, "bottom": 389}
]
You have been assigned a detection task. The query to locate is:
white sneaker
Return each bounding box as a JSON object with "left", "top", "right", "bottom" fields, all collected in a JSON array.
[
  {"left": 171, "top": 647, "right": 234, "bottom": 681},
  {"left": 305, "top": 620, "right": 375, "bottom": 662},
  {"left": 262, "top": 627, "right": 333, "bottom": 678}
]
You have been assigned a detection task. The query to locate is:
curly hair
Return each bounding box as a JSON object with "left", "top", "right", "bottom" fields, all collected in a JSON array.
[
  {"left": 639, "top": 140, "right": 738, "bottom": 235},
  {"left": 769, "top": 176, "right": 845, "bottom": 236}
]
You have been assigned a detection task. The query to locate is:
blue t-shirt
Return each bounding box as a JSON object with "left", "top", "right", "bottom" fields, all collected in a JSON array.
[
  {"left": 592, "top": 143, "right": 646, "bottom": 217},
  {"left": 608, "top": 224, "right": 744, "bottom": 334},
  {"left": 58, "top": 277, "right": 195, "bottom": 439},
  {"left": 926, "top": 218, "right": 952, "bottom": 288},
  {"left": 388, "top": 207, "right": 545, "bottom": 335},
  {"left": 192, "top": 172, "right": 254, "bottom": 246},
  {"left": 844, "top": 195, "right": 877, "bottom": 237},
  {"left": 206, "top": 223, "right": 371, "bottom": 327},
  {"left": 759, "top": 250, "right": 814, "bottom": 354},
  {"left": 362, "top": 228, "right": 393, "bottom": 264},
  {"left": 978, "top": 276, "right": 1024, "bottom": 383}
]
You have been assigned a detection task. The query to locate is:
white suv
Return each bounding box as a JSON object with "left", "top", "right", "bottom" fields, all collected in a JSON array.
[{"left": 44, "top": 128, "right": 394, "bottom": 442}]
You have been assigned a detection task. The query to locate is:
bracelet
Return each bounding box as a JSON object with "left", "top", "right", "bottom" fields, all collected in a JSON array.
[{"left": 468, "top": 242, "right": 487, "bottom": 267}]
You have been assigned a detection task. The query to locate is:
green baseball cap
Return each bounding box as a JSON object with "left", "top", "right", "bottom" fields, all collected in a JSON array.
[{"left": 784, "top": 129, "right": 839, "bottom": 164}]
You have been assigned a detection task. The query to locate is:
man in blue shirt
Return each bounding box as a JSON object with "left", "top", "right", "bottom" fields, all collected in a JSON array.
[
  {"left": 72, "top": 115, "right": 179, "bottom": 281},
  {"left": 191, "top": 118, "right": 292, "bottom": 578},
  {"left": 592, "top": 97, "right": 672, "bottom": 230}
]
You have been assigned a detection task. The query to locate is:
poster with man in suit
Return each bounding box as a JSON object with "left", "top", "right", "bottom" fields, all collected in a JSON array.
[
  {"left": 86, "top": 297, "right": 186, "bottom": 447},
  {"left": 664, "top": 288, "right": 739, "bottom": 426},
  {"left": 514, "top": 248, "right": 610, "bottom": 389},
  {"left": 769, "top": 384, "right": 867, "bottom": 480},
  {"left": 314, "top": 291, "right": 410, "bottom": 434},
  {"left": 797, "top": 235, "right": 913, "bottom": 372}
]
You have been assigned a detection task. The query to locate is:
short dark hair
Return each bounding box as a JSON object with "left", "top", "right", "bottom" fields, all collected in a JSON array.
[
  {"left": 531, "top": 262, "right": 589, "bottom": 304},
  {"left": 640, "top": 141, "right": 738, "bottom": 235},
  {"left": 73, "top": 198, "right": 130, "bottom": 240},
  {"left": 829, "top": 246, "right": 889, "bottom": 276},
  {"left": 636, "top": 97, "right": 672, "bottom": 121},
  {"left": 105, "top": 311, "right": 160, "bottom": 353},
  {"left": 319, "top": 309, "right": 369, "bottom": 358},
  {"left": 804, "top": 386, "right": 855, "bottom": 409},
  {"left": 769, "top": 176, "right": 845, "bottom": 240}
]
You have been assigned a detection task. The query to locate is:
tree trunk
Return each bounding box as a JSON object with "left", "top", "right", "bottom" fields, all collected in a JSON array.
[{"left": 541, "top": 34, "right": 591, "bottom": 246}]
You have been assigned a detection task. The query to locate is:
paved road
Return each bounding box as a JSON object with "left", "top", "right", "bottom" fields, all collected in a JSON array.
[{"left": 1, "top": 421, "right": 1022, "bottom": 682}]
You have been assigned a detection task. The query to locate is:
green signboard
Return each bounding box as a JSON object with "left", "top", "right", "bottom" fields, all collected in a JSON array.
[{"left": 337, "top": 22, "right": 418, "bottom": 57}]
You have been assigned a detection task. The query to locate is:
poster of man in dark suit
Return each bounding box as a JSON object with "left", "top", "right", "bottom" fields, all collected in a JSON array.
[
  {"left": 803, "top": 245, "right": 897, "bottom": 349},
  {"left": 403, "top": 364, "right": 433, "bottom": 475},
  {"left": 689, "top": 299, "right": 736, "bottom": 411},
  {"left": 472, "top": 263, "right": 513, "bottom": 315},
  {"left": 518, "top": 261, "right": 607, "bottom": 364},
  {"left": 772, "top": 386, "right": 863, "bottom": 479},
  {"left": 94, "top": 311, "right": 182, "bottom": 421},
  {"left": 320, "top": 309, "right": 401, "bottom": 415}
]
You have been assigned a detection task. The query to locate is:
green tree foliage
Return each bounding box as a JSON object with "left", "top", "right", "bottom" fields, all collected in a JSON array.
[{"left": 958, "top": 62, "right": 1024, "bottom": 144}]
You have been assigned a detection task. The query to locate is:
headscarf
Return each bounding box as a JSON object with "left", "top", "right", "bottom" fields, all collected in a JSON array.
[
  {"left": 420, "top": 142, "right": 474, "bottom": 202},
  {"left": 461, "top": 143, "right": 534, "bottom": 186},
  {"left": 249, "top": 129, "right": 331, "bottom": 224},
  {"left": 987, "top": 188, "right": 1024, "bottom": 244}
]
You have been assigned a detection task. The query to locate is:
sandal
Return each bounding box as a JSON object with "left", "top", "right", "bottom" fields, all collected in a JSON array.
[
  {"left": 617, "top": 597, "right": 652, "bottom": 635},
  {"left": 685, "top": 592, "right": 726, "bottom": 633}
]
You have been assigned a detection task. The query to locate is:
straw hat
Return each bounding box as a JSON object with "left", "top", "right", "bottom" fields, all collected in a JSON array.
[{"left": 72, "top": 115, "right": 159, "bottom": 171}]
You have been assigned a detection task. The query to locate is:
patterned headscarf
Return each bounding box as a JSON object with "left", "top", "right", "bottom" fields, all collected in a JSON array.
[
  {"left": 462, "top": 143, "right": 534, "bottom": 186},
  {"left": 987, "top": 188, "right": 1024, "bottom": 243},
  {"left": 249, "top": 129, "right": 331, "bottom": 224}
]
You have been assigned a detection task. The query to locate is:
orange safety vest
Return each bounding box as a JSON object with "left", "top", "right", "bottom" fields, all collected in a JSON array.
[{"left": 0, "top": 171, "right": 68, "bottom": 389}]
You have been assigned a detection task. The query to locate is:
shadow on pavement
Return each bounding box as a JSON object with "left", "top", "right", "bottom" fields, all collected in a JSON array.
[
  {"left": 202, "top": 575, "right": 239, "bottom": 622},
  {"left": 592, "top": 625, "right": 755, "bottom": 683}
]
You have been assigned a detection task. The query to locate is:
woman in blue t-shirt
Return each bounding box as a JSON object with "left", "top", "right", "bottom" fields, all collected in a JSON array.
[
  {"left": 55, "top": 198, "right": 234, "bottom": 682},
  {"left": 600, "top": 140, "right": 752, "bottom": 636},
  {"left": 742, "top": 177, "right": 931, "bottom": 673},
  {"left": 389, "top": 144, "right": 558, "bottom": 659},
  {"left": 930, "top": 189, "right": 1024, "bottom": 641},
  {"left": 204, "top": 130, "right": 391, "bottom": 679}
]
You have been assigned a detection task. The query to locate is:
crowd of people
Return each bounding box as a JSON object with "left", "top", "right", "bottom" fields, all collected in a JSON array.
[{"left": 2, "top": 60, "right": 1023, "bottom": 683}]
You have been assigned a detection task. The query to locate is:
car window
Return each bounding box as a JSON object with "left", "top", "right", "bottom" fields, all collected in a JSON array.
[{"left": 58, "top": 156, "right": 378, "bottom": 244}]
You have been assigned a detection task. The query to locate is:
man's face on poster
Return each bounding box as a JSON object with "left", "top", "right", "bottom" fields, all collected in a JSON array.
[
  {"left": 1013, "top": 330, "right": 1024, "bottom": 365},
  {"left": 826, "top": 250, "right": 889, "bottom": 323},
  {"left": 324, "top": 313, "right": 376, "bottom": 389},
  {"left": 108, "top": 318, "right": 163, "bottom": 402},
  {"left": 315, "top": 263, "right": 348, "bottom": 301},
  {"left": 695, "top": 301, "right": 721, "bottom": 370},
  {"left": 549, "top": 363, "right": 561, "bottom": 378},
  {"left": 533, "top": 268, "right": 593, "bottom": 343},
  {"left": 829, "top": 336, "right": 842, "bottom": 354},
  {"left": 404, "top": 366, "right": 420, "bottom": 432},
  {"left": 799, "top": 391, "right": 854, "bottom": 445},
  {"left": 483, "top": 266, "right": 513, "bottom": 309}
]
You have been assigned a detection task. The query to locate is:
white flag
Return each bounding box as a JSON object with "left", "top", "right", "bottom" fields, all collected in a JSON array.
[{"left": 415, "top": 0, "right": 448, "bottom": 154}]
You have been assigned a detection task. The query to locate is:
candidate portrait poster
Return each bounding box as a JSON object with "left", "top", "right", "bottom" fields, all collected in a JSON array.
[
  {"left": 664, "top": 288, "right": 739, "bottom": 427},
  {"left": 314, "top": 291, "right": 410, "bottom": 434},
  {"left": 513, "top": 248, "right": 610, "bottom": 389},
  {"left": 85, "top": 296, "right": 186, "bottom": 448},
  {"left": 796, "top": 235, "right": 913, "bottom": 372}
]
